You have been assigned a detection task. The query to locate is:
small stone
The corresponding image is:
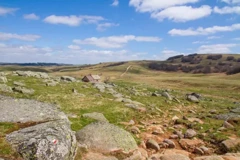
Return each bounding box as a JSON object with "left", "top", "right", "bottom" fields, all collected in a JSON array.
[
  {"left": 172, "top": 115, "right": 179, "bottom": 121},
  {"left": 169, "top": 134, "right": 179, "bottom": 139},
  {"left": 146, "top": 139, "right": 160, "bottom": 151},
  {"left": 152, "top": 129, "right": 164, "bottom": 135},
  {"left": 223, "top": 121, "right": 234, "bottom": 129},
  {"left": 184, "top": 129, "right": 197, "bottom": 138},
  {"left": 130, "top": 126, "right": 140, "bottom": 134},
  {"left": 162, "top": 92, "right": 173, "bottom": 100},
  {"left": 221, "top": 139, "right": 240, "bottom": 152},
  {"left": 179, "top": 139, "right": 204, "bottom": 152},
  {"left": 194, "top": 147, "right": 205, "bottom": 155},
  {"left": 163, "top": 139, "right": 176, "bottom": 148}
]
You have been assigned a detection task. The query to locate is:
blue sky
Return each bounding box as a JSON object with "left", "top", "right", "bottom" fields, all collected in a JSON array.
[{"left": 0, "top": 0, "right": 240, "bottom": 64}]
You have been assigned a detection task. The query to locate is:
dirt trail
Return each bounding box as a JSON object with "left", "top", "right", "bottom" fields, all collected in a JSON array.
[{"left": 120, "top": 65, "right": 132, "bottom": 77}]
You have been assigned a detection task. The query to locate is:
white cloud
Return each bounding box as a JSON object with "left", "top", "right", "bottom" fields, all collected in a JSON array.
[
  {"left": 68, "top": 45, "right": 81, "bottom": 50},
  {"left": 0, "top": 6, "right": 18, "bottom": 16},
  {"left": 153, "top": 49, "right": 186, "bottom": 60},
  {"left": 151, "top": 5, "right": 212, "bottom": 22},
  {"left": 129, "top": 0, "right": 199, "bottom": 12},
  {"left": 43, "top": 15, "right": 104, "bottom": 26},
  {"left": 73, "top": 35, "right": 161, "bottom": 48},
  {"left": 0, "top": 43, "right": 148, "bottom": 64},
  {"left": 169, "top": 23, "right": 240, "bottom": 36},
  {"left": 207, "top": 36, "right": 222, "bottom": 39},
  {"left": 96, "top": 23, "right": 119, "bottom": 31},
  {"left": 129, "top": 0, "right": 211, "bottom": 22},
  {"left": 221, "top": 0, "right": 240, "bottom": 4},
  {"left": 192, "top": 41, "right": 209, "bottom": 44},
  {"left": 214, "top": 6, "right": 240, "bottom": 14},
  {"left": 197, "top": 44, "right": 237, "bottom": 53},
  {"left": 23, "top": 13, "right": 40, "bottom": 20},
  {"left": 0, "top": 32, "right": 40, "bottom": 41},
  {"left": 112, "top": 0, "right": 119, "bottom": 6},
  {"left": 233, "top": 37, "right": 240, "bottom": 40}
]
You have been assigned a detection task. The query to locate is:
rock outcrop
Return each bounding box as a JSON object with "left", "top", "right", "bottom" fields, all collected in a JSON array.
[
  {"left": 0, "top": 95, "right": 77, "bottom": 160},
  {"left": 76, "top": 121, "right": 138, "bottom": 153}
]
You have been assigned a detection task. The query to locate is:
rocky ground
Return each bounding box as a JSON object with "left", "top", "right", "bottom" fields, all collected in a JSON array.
[{"left": 0, "top": 71, "right": 239, "bottom": 160}]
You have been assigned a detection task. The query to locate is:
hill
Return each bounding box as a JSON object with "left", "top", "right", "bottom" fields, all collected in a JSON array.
[{"left": 148, "top": 54, "right": 240, "bottom": 75}]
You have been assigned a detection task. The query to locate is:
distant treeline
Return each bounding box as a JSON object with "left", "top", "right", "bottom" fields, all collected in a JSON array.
[
  {"left": 0, "top": 63, "right": 72, "bottom": 66},
  {"left": 150, "top": 54, "right": 240, "bottom": 75},
  {"left": 104, "top": 62, "right": 126, "bottom": 67}
]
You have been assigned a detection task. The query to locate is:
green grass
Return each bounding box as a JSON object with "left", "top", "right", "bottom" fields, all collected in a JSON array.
[{"left": 0, "top": 65, "right": 240, "bottom": 158}]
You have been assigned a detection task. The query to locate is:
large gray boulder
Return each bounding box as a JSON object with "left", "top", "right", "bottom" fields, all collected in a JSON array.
[
  {"left": 0, "top": 95, "right": 67, "bottom": 123},
  {"left": 6, "top": 120, "right": 77, "bottom": 160},
  {"left": 1, "top": 95, "right": 77, "bottom": 160},
  {"left": 76, "top": 122, "right": 138, "bottom": 153}
]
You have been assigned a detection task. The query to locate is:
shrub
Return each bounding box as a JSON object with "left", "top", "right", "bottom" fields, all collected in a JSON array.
[
  {"left": 226, "top": 65, "right": 240, "bottom": 75},
  {"left": 167, "top": 55, "right": 184, "bottom": 61},
  {"left": 226, "top": 56, "right": 235, "bottom": 61},
  {"left": 207, "top": 54, "right": 222, "bottom": 60}
]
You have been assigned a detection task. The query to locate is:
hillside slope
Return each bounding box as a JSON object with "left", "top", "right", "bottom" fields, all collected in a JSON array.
[{"left": 149, "top": 54, "right": 240, "bottom": 74}]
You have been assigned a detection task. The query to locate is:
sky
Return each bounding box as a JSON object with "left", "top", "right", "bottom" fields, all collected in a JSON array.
[{"left": 0, "top": 0, "right": 240, "bottom": 64}]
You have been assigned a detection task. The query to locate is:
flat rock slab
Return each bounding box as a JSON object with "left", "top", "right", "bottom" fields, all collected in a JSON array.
[
  {"left": 0, "top": 95, "right": 67, "bottom": 123},
  {"left": 216, "top": 113, "right": 240, "bottom": 121},
  {"left": 6, "top": 120, "right": 77, "bottom": 160},
  {"left": 76, "top": 122, "right": 138, "bottom": 153}
]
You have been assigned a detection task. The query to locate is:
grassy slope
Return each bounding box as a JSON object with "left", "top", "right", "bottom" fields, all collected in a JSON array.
[{"left": 0, "top": 58, "right": 240, "bottom": 159}]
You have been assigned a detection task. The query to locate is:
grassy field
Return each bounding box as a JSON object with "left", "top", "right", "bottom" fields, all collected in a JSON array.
[{"left": 0, "top": 61, "right": 240, "bottom": 159}]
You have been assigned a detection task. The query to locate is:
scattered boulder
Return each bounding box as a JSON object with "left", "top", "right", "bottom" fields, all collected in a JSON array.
[
  {"left": 231, "top": 107, "right": 240, "bottom": 113},
  {"left": 146, "top": 139, "right": 160, "bottom": 151},
  {"left": 125, "top": 103, "right": 146, "bottom": 112},
  {"left": 13, "top": 86, "right": 35, "bottom": 94},
  {"left": 0, "top": 84, "right": 13, "bottom": 93},
  {"left": 216, "top": 113, "right": 240, "bottom": 122},
  {"left": 1, "top": 95, "right": 77, "bottom": 160},
  {"left": 13, "top": 81, "right": 25, "bottom": 87},
  {"left": 162, "top": 92, "right": 173, "bottom": 100},
  {"left": 179, "top": 139, "right": 204, "bottom": 152},
  {"left": 82, "top": 112, "right": 109, "bottom": 122},
  {"left": 163, "top": 139, "right": 176, "bottom": 148},
  {"left": 0, "top": 95, "right": 67, "bottom": 123},
  {"left": 184, "top": 129, "right": 197, "bottom": 138},
  {"left": 15, "top": 71, "right": 49, "bottom": 79},
  {"left": 0, "top": 76, "right": 7, "bottom": 83},
  {"left": 0, "top": 72, "right": 5, "bottom": 76},
  {"left": 6, "top": 120, "right": 77, "bottom": 160},
  {"left": 129, "top": 126, "right": 141, "bottom": 134},
  {"left": 61, "top": 76, "right": 76, "bottom": 82},
  {"left": 46, "top": 81, "right": 57, "bottom": 86},
  {"left": 76, "top": 122, "right": 138, "bottom": 153},
  {"left": 186, "top": 93, "right": 199, "bottom": 103},
  {"left": 221, "top": 139, "right": 240, "bottom": 152},
  {"left": 223, "top": 121, "right": 234, "bottom": 129}
]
